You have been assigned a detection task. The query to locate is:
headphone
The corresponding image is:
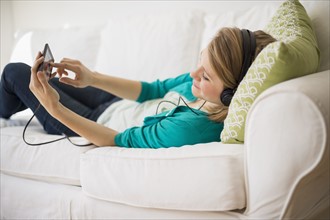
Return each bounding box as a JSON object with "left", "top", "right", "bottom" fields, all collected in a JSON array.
[{"left": 220, "top": 29, "right": 256, "bottom": 106}]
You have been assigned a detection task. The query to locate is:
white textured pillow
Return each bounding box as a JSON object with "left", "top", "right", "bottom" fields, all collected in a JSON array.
[
  {"left": 30, "top": 26, "right": 102, "bottom": 70},
  {"left": 94, "top": 12, "right": 204, "bottom": 82},
  {"left": 10, "top": 25, "right": 102, "bottom": 70},
  {"left": 9, "top": 32, "right": 34, "bottom": 66},
  {"left": 200, "top": 3, "right": 280, "bottom": 50},
  {"left": 80, "top": 142, "right": 245, "bottom": 211}
]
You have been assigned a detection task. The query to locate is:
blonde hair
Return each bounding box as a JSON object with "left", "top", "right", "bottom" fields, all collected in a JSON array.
[{"left": 206, "top": 27, "right": 276, "bottom": 122}]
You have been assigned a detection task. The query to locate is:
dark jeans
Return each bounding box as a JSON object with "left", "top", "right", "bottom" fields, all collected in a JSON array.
[{"left": 0, "top": 63, "right": 121, "bottom": 136}]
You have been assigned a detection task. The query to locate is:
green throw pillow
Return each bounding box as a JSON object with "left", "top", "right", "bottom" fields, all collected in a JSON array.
[{"left": 220, "top": 0, "right": 320, "bottom": 144}]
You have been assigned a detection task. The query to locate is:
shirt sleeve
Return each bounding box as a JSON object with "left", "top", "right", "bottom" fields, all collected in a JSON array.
[
  {"left": 136, "top": 73, "right": 192, "bottom": 103},
  {"left": 114, "top": 110, "right": 223, "bottom": 148}
]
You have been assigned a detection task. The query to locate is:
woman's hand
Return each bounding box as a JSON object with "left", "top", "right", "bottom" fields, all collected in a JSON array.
[
  {"left": 29, "top": 52, "right": 60, "bottom": 114},
  {"left": 53, "top": 57, "right": 142, "bottom": 101},
  {"left": 51, "top": 58, "right": 95, "bottom": 88}
]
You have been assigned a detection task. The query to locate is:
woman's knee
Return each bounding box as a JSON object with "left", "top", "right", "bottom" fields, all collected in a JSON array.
[
  {"left": 2, "top": 62, "right": 31, "bottom": 82},
  {"left": 1, "top": 63, "right": 32, "bottom": 91}
]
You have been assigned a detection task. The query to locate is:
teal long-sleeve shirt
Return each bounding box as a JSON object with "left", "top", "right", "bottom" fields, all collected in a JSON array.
[{"left": 114, "top": 73, "right": 224, "bottom": 148}]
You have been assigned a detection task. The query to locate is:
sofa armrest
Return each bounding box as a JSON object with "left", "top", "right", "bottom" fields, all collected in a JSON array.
[
  {"left": 244, "top": 70, "right": 329, "bottom": 219},
  {"left": 80, "top": 142, "right": 245, "bottom": 211}
]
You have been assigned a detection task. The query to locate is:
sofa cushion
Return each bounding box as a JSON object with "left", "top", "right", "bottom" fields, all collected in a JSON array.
[
  {"left": 80, "top": 142, "right": 245, "bottom": 211},
  {"left": 0, "top": 125, "right": 94, "bottom": 185},
  {"left": 221, "top": 0, "right": 320, "bottom": 143},
  {"left": 94, "top": 12, "right": 204, "bottom": 82}
]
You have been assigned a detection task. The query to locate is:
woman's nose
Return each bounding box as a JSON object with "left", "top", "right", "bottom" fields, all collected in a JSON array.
[{"left": 190, "top": 66, "right": 203, "bottom": 79}]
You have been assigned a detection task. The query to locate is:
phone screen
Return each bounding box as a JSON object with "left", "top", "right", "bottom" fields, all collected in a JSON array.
[{"left": 38, "top": 43, "right": 54, "bottom": 79}]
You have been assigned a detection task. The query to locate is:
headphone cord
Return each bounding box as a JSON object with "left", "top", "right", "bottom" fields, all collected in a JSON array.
[
  {"left": 22, "top": 104, "right": 92, "bottom": 147},
  {"left": 155, "top": 96, "right": 206, "bottom": 115},
  {"left": 24, "top": 96, "right": 207, "bottom": 146}
]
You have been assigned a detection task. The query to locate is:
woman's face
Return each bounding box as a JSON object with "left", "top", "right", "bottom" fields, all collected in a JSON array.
[{"left": 190, "top": 49, "right": 224, "bottom": 104}]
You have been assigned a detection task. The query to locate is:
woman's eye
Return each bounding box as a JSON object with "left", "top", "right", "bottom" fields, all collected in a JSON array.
[{"left": 202, "top": 72, "right": 209, "bottom": 81}]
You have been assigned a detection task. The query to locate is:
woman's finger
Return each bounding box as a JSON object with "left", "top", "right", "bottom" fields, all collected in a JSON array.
[
  {"left": 58, "top": 70, "right": 69, "bottom": 78},
  {"left": 51, "top": 62, "right": 77, "bottom": 72},
  {"left": 30, "top": 56, "right": 44, "bottom": 89},
  {"left": 59, "top": 76, "right": 79, "bottom": 87},
  {"left": 50, "top": 62, "right": 65, "bottom": 68},
  {"left": 32, "top": 56, "right": 44, "bottom": 72},
  {"left": 50, "top": 72, "right": 57, "bottom": 79},
  {"left": 50, "top": 62, "right": 66, "bottom": 76},
  {"left": 61, "top": 58, "right": 80, "bottom": 64},
  {"left": 37, "top": 71, "right": 49, "bottom": 93},
  {"left": 34, "top": 51, "right": 42, "bottom": 60},
  {"left": 30, "top": 71, "right": 44, "bottom": 95}
]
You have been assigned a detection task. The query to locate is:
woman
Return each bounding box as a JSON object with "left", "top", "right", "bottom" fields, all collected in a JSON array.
[{"left": 0, "top": 27, "right": 276, "bottom": 148}]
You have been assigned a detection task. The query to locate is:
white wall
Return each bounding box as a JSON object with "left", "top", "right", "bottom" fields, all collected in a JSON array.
[
  {"left": 9, "top": 1, "right": 272, "bottom": 29},
  {"left": 1, "top": 0, "right": 14, "bottom": 72}
]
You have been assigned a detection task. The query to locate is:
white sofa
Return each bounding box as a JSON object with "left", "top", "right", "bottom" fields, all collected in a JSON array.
[{"left": 1, "top": 1, "right": 329, "bottom": 219}]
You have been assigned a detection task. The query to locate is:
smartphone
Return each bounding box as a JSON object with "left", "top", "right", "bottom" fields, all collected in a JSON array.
[{"left": 37, "top": 43, "right": 54, "bottom": 79}]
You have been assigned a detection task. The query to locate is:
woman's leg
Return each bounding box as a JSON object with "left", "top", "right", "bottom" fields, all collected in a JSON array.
[
  {"left": 0, "top": 63, "right": 38, "bottom": 118},
  {"left": 49, "top": 78, "right": 121, "bottom": 121},
  {"left": 0, "top": 63, "right": 120, "bottom": 135}
]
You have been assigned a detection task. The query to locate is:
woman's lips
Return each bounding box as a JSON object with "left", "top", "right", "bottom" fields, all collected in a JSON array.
[{"left": 193, "top": 81, "right": 200, "bottom": 89}]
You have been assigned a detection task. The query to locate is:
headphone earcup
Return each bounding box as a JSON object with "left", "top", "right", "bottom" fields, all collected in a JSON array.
[{"left": 220, "top": 88, "right": 234, "bottom": 106}]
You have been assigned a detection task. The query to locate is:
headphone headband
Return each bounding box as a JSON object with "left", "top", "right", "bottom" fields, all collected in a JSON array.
[
  {"left": 239, "top": 29, "right": 256, "bottom": 83},
  {"left": 220, "top": 29, "right": 256, "bottom": 107}
]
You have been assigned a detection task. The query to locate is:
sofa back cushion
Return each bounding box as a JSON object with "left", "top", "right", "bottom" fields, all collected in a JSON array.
[
  {"left": 94, "top": 12, "right": 204, "bottom": 82},
  {"left": 10, "top": 26, "right": 102, "bottom": 72}
]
